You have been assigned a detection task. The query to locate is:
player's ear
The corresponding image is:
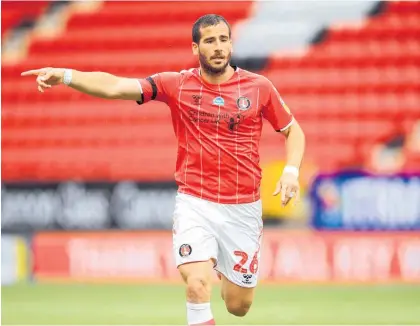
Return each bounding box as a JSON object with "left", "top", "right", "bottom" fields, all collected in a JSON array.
[{"left": 192, "top": 42, "right": 199, "bottom": 56}]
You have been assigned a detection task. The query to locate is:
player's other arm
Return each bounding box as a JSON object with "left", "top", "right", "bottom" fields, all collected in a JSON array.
[
  {"left": 280, "top": 119, "right": 305, "bottom": 175},
  {"left": 21, "top": 68, "right": 142, "bottom": 100},
  {"left": 274, "top": 120, "right": 306, "bottom": 206},
  {"left": 262, "top": 80, "right": 306, "bottom": 206}
]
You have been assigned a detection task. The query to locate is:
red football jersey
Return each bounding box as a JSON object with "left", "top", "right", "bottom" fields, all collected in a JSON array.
[{"left": 137, "top": 67, "right": 293, "bottom": 204}]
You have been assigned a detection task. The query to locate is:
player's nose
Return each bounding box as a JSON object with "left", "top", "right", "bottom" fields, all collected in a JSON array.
[{"left": 214, "top": 40, "right": 224, "bottom": 51}]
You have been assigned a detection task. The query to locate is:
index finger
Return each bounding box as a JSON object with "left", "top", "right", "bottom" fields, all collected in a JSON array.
[
  {"left": 21, "top": 69, "right": 42, "bottom": 76},
  {"left": 280, "top": 184, "right": 287, "bottom": 206}
]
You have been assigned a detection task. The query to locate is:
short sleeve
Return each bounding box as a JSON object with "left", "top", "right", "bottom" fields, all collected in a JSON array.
[
  {"left": 136, "top": 72, "right": 182, "bottom": 105},
  {"left": 262, "top": 81, "right": 294, "bottom": 132}
]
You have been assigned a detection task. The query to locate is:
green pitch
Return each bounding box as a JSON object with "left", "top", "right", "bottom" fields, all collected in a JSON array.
[{"left": 2, "top": 283, "right": 420, "bottom": 325}]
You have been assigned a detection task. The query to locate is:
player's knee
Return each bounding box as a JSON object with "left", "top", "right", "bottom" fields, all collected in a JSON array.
[
  {"left": 226, "top": 299, "right": 252, "bottom": 317},
  {"left": 186, "top": 275, "right": 211, "bottom": 303}
]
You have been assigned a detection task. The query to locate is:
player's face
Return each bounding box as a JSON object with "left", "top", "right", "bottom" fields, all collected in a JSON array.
[{"left": 192, "top": 23, "right": 232, "bottom": 75}]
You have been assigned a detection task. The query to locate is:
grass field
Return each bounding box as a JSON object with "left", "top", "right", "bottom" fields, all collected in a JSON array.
[{"left": 2, "top": 283, "right": 420, "bottom": 325}]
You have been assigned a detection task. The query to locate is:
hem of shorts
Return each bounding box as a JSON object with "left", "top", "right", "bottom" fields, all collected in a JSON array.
[
  {"left": 213, "top": 268, "right": 257, "bottom": 289},
  {"left": 177, "top": 188, "right": 260, "bottom": 204},
  {"left": 176, "top": 258, "right": 218, "bottom": 269}
]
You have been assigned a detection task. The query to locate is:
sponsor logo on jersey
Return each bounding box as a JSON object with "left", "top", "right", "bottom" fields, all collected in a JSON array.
[
  {"left": 236, "top": 96, "right": 251, "bottom": 111},
  {"left": 226, "top": 113, "right": 244, "bottom": 132},
  {"left": 213, "top": 96, "right": 225, "bottom": 106},
  {"left": 179, "top": 244, "right": 192, "bottom": 257}
]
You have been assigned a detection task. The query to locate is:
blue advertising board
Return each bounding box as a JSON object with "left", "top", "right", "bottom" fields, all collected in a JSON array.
[{"left": 311, "top": 171, "right": 420, "bottom": 230}]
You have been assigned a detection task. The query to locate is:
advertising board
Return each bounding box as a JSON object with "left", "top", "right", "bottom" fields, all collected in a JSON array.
[
  {"left": 311, "top": 172, "right": 420, "bottom": 230},
  {"left": 32, "top": 231, "right": 420, "bottom": 283},
  {"left": 1, "top": 181, "right": 177, "bottom": 231}
]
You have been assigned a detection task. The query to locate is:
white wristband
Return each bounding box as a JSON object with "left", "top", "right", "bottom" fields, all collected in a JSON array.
[
  {"left": 283, "top": 165, "right": 299, "bottom": 177},
  {"left": 63, "top": 69, "right": 72, "bottom": 86}
]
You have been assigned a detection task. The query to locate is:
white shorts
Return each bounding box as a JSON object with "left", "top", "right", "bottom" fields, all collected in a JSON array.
[{"left": 172, "top": 192, "right": 263, "bottom": 288}]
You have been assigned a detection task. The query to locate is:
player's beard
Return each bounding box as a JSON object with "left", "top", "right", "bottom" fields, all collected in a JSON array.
[{"left": 199, "top": 51, "right": 231, "bottom": 75}]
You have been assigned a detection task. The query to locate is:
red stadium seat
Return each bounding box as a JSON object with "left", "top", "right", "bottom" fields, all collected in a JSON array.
[{"left": 385, "top": 1, "right": 420, "bottom": 14}]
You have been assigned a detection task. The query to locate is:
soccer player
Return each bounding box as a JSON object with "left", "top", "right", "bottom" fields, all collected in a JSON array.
[{"left": 22, "top": 14, "right": 305, "bottom": 326}]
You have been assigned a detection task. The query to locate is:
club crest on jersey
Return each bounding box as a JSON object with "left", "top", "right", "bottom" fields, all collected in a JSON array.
[
  {"left": 213, "top": 96, "right": 225, "bottom": 106},
  {"left": 236, "top": 96, "right": 251, "bottom": 111},
  {"left": 179, "top": 244, "right": 192, "bottom": 257}
]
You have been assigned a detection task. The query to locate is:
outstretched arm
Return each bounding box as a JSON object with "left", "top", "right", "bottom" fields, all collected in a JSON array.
[{"left": 21, "top": 67, "right": 142, "bottom": 101}]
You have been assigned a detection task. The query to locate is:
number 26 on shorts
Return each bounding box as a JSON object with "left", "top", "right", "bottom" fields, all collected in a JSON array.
[{"left": 233, "top": 250, "right": 259, "bottom": 274}]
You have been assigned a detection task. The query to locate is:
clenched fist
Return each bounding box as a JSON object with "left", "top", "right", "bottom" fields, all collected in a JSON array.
[{"left": 21, "top": 67, "right": 65, "bottom": 93}]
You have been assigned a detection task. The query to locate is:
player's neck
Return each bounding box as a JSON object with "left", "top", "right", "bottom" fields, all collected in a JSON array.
[{"left": 199, "top": 65, "right": 235, "bottom": 85}]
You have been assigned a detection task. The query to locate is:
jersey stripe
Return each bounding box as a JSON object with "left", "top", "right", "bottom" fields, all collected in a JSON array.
[
  {"left": 178, "top": 80, "right": 188, "bottom": 187},
  {"left": 217, "top": 83, "right": 222, "bottom": 203},
  {"left": 198, "top": 84, "right": 204, "bottom": 198},
  {"left": 251, "top": 88, "right": 260, "bottom": 202},
  {"left": 236, "top": 69, "right": 241, "bottom": 204}
]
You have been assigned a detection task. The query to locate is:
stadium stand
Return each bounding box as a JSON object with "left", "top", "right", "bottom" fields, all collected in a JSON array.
[
  {"left": 259, "top": 0, "right": 420, "bottom": 171},
  {"left": 2, "top": 0, "right": 419, "bottom": 181},
  {"left": 1, "top": 1, "right": 49, "bottom": 38},
  {"left": 2, "top": 1, "right": 254, "bottom": 181}
]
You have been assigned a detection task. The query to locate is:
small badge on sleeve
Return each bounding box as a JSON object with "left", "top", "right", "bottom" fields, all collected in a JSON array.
[{"left": 179, "top": 244, "right": 192, "bottom": 257}]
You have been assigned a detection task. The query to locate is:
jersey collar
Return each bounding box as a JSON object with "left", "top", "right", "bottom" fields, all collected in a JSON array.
[{"left": 196, "top": 65, "right": 239, "bottom": 87}]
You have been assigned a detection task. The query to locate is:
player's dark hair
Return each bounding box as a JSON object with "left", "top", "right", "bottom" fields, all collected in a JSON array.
[{"left": 192, "top": 14, "right": 231, "bottom": 44}]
